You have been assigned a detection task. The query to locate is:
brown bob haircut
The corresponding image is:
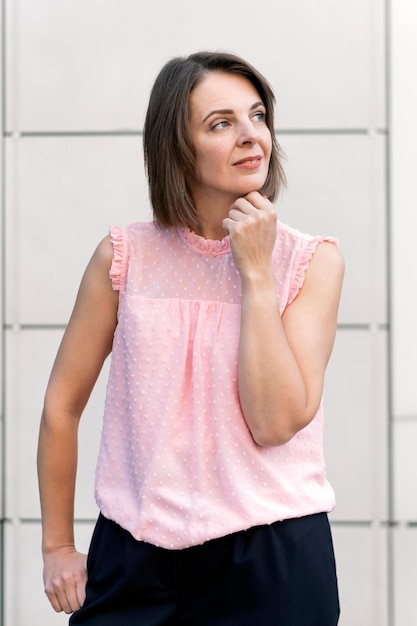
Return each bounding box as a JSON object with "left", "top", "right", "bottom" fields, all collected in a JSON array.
[{"left": 143, "top": 51, "right": 286, "bottom": 230}]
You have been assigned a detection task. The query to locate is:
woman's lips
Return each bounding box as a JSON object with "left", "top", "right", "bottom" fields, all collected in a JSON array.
[{"left": 233, "top": 155, "right": 262, "bottom": 169}]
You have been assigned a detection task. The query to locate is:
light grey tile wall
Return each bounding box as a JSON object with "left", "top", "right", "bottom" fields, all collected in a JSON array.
[
  {"left": 393, "top": 527, "right": 417, "bottom": 625},
  {"left": 325, "top": 329, "right": 389, "bottom": 522},
  {"left": 4, "top": 136, "right": 148, "bottom": 325},
  {"left": 389, "top": 3, "right": 417, "bottom": 625},
  {"left": 393, "top": 420, "right": 417, "bottom": 520},
  {"left": 390, "top": 1, "right": 417, "bottom": 422},
  {"left": 4, "top": 329, "right": 107, "bottom": 520},
  {"left": 5, "top": 0, "right": 384, "bottom": 133},
  {"left": 1, "top": 1, "right": 392, "bottom": 625},
  {"left": 332, "top": 525, "right": 388, "bottom": 626},
  {"left": 278, "top": 133, "right": 387, "bottom": 326}
]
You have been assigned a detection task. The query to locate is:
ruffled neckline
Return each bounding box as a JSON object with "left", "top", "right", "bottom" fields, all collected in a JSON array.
[{"left": 177, "top": 227, "right": 231, "bottom": 255}]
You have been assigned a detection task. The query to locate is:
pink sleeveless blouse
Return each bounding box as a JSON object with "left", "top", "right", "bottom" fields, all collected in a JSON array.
[{"left": 94, "top": 221, "right": 337, "bottom": 549}]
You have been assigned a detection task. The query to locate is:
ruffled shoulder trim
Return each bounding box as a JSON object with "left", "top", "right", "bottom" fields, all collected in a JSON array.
[
  {"left": 109, "top": 225, "right": 128, "bottom": 292},
  {"left": 287, "top": 233, "right": 339, "bottom": 306}
]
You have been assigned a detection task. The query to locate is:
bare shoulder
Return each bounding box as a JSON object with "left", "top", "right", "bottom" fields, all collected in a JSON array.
[
  {"left": 89, "top": 235, "right": 114, "bottom": 271},
  {"left": 313, "top": 240, "right": 344, "bottom": 271},
  {"left": 73, "top": 235, "right": 118, "bottom": 315},
  {"left": 78, "top": 235, "right": 115, "bottom": 292},
  {"left": 289, "top": 241, "right": 344, "bottom": 312},
  {"left": 305, "top": 241, "right": 345, "bottom": 290}
]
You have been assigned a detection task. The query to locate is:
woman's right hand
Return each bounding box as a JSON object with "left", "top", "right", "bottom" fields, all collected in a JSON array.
[
  {"left": 43, "top": 546, "right": 87, "bottom": 614},
  {"left": 38, "top": 235, "right": 117, "bottom": 614}
]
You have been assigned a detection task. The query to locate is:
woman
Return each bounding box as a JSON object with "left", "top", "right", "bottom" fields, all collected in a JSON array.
[{"left": 38, "top": 51, "right": 344, "bottom": 625}]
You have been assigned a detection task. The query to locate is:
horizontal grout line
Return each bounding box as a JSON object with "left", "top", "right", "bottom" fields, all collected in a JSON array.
[
  {"left": 338, "top": 323, "right": 369, "bottom": 331},
  {"left": 392, "top": 414, "right": 417, "bottom": 422},
  {"left": 338, "top": 323, "right": 389, "bottom": 331},
  {"left": 3, "top": 128, "right": 388, "bottom": 139},
  {"left": 1, "top": 517, "right": 98, "bottom": 525},
  {"left": 4, "top": 518, "right": 417, "bottom": 527},
  {"left": 3, "top": 322, "right": 387, "bottom": 332},
  {"left": 4, "top": 130, "right": 142, "bottom": 138},
  {"left": 329, "top": 520, "right": 373, "bottom": 526},
  {"left": 330, "top": 520, "right": 417, "bottom": 528},
  {"left": 278, "top": 128, "right": 388, "bottom": 136},
  {"left": 3, "top": 323, "right": 67, "bottom": 331}
]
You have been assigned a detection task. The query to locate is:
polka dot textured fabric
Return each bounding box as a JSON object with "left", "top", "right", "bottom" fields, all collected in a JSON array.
[{"left": 95, "top": 221, "right": 337, "bottom": 549}]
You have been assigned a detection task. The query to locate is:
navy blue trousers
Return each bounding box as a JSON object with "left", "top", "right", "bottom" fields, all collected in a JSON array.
[{"left": 70, "top": 512, "right": 339, "bottom": 625}]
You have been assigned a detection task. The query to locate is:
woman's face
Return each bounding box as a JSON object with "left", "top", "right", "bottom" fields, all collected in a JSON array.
[{"left": 188, "top": 71, "right": 272, "bottom": 216}]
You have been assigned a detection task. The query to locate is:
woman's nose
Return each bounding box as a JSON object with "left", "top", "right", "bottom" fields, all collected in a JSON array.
[{"left": 237, "top": 120, "right": 259, "bottom": 145}]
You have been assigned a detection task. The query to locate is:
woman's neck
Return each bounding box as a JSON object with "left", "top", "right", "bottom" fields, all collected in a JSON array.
[{"left": 192, "top": 220, "right": 228, "bottom": 240}]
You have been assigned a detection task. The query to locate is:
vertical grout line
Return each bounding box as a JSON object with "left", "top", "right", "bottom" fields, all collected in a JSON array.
[
  {"left": 0, "top": 0, "right": 5, "bottom": 621},
  {"left": 3, "top": 1, "right": 21, "bottom": 625},
  {"left": 12, "top": 0, "right": 21, "bottom": 623},
  {"left": 384, "top": 0, "right": 395, "bottom": 623},
  {"left": 0, "top": 0, "right": 5, "bottom": 625}
]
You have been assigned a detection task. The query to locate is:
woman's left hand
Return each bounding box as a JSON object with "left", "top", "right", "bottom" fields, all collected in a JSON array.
[
  {"left": 222, "top": 191, "right": 277, "bottom": 277},
  {"left": 222, "top": 190, "right": 345, "bottom": 448}
]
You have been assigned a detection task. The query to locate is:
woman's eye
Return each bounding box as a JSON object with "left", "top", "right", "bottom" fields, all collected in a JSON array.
[
  {"left": 253, "top": 111, "right": 266, "bottom": 122},
  {"left": 212, "top": 120, "right": 229, "bottom": 131}
]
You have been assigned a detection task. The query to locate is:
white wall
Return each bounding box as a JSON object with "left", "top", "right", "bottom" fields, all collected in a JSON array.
[
  {"left": 389, "top": 2, "right": 417, "bottom": 624},
  {"left": 1, "top": 0, "right": 411, "bottom": 624}
]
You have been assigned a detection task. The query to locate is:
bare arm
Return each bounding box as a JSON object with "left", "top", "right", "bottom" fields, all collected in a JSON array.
[
  {"left": 223, "top": 192, "right": 344, "bottom": 447},
  {"left": 37, "top": 235, "right": 118, "bottom": 613}
]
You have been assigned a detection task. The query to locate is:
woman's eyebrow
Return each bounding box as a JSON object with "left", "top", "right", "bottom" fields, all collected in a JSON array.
[
  {"left": 201, "top": 101, "right": 265, "bottom": 124},
  {"left": 202, "top": 108, "right": 233, "bottom": 124}
]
